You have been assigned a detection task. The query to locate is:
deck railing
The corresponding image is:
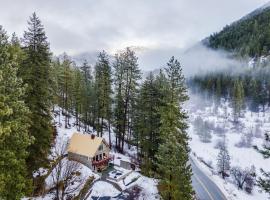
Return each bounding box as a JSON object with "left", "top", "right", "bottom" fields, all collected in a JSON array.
[{"left": 92, "top": 154, "right": 114, "bottom": 167}]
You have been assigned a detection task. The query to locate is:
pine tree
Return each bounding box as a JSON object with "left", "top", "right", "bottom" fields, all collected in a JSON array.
[
  {"left": 0, "top": 26, "right": 32, "bottom": 199},
  {"left": 113, "top": 53, "right": 125, "bottom": 151},
  {"left": 214, "top": 78, "right": 222, "bottom": 111},
  {"left": 51, "top": 59, "right": 60, "bottom": 113},
  {"left": 94, "top": 51, "right": 112, "bottom": 137},
  {"left": 59, "top": 54, "right": 74, "bottom": 128},
  {"left": 80, "top": 60, "right": 93, "bottom": 131},
  {"left": 255, "top": 132, "right": 270, "bottom": 195},
  {"left": 20, "top": 13, "right": 53, "bottom": 172},
  {"left": 232, "top": 79, "right": 244, "bottom": 122},
  {"left": 250, "top": 79, "right": 260, "bottom": 112},
  {"left": 134, "top": 72, "right": 163, "bottom": 174},
  {"left": 217, "top": 145, "right": 230, "bottom": 179},
  {"left": 73, "top": 68, "right": 83, "bottom": 130},
  {"left": 258, "top": 80, "right": 268, "bottom": 114},
  {"left": 156, "top": 56, "right": 193, "bottom": 200},
  {"left": 199, "top": 121, "right": 212, "bottom": 143},
  {"left": 113, "top": 48, "right": 141, "bottom": 152}
]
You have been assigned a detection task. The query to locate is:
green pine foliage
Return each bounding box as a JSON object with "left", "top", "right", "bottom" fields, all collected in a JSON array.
[
  {"left": 217, "top": 145, "right": 231, "bottom": 179},
  {"left": 73, "top": 68, "right": 84, "bottom": 130},
  {"left": 80, "top": 60, "right": 94, "bottom": 131},
  {"left": 207, "top": 7, "right": 270, "bottom": 57},
  {"left": 232, "top": 79, "right": 245, "bottom": 122},
  {"left": 51, "top": 55, "right": 96, "bottom": 133},
  {"left": 255, "top": 133, "right": 270, "bottom": 195},
  {"left": 134, "top": 72, "right": 165, "bottom": 175},
  {"left": 0, "top": 26, "right": 32, "bottom": 199},
  {"left": 113, "top": 48, "right": 141, "bottom": 152},
  {"left": 0, "top": 13, "right": 195, "bottom": 199},
  {"left": 190, "top": 67, "right": 270, "bottom": 114},
  {"left": 94, "top": 51, "right": 112, "bottom": 136},
  {"left": 156, "top": 57, "right": 193, "bottom": 200},
  {"left": 19, "top": 13, "right": 53, "bottom": 172}
]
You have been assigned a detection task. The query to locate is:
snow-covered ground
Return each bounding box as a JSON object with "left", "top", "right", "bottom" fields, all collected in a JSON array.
[
  {"left": 26, "top": 106, "right": 160, "bottom": 200},
  {"left": 89, "top": 181, "right": 120, "bottom": 197},
  {"left": 87, "top": 172, "right": 159, "bottom": 200},
  {"left": 187, "top": 93, "right": 270, "bottom": 200}
]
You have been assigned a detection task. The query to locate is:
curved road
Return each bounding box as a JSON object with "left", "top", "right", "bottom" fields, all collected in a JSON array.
[{"left": 191, "top": 158, "right": 227, "bottom": 200}]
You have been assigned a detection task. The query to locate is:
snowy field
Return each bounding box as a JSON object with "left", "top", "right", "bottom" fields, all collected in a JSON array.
[{"left": 187, "top": 93, "right": 270, "bottom": 200}]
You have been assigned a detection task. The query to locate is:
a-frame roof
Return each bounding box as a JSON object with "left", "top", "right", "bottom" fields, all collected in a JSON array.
[{"left": 68, "top": 133, "right": 108, "bottom": 158}]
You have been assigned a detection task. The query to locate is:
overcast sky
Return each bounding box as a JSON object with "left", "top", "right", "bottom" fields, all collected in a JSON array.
[{"left": 0, "top": 0, "right": 269, "bottom": 71}]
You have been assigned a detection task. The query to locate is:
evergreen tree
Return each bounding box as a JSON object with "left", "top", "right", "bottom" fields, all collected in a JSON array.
[
  {"left": 20, "top": 13, "right": 53, "bottom": 172},
  {"left": 134, "top": 72, "right": 163, "bottom": 174},
  {"left": 199, "top": 121, "right": 212, "bottom": 143},
  {"left": 232, "top": 79, "right": 244, "bottom": 122},
  {"left": 255, "top": 132, "right": 270, "bottom": 195},
  {"left": 217, "top": 145, "right": 231, "bottom": 179},
  {"left": 59, "top": 54, "right": 74, "bottom": 128},
  {"left": 250, "top": 79, "right": 260, "bottom": 112},
  {"left": 113, "top": 53, "right": 125, "bottom": 151},
  {"left": 258, "top": 80, "right": 268, "bottom": 114},
  {"left": 113, "top": 48, "right": 141, "bottom": 152},
  {"left": 94, "top": 51, "right": 112, "bottom": 136},
  {"left": 156, "top": 57, "right": 193, "bottom": 200},
  {"left": 214, "top": 78, "right": 222, "bottom": 110},
  {"left": 73, "top": 68, "right": 83, "bottom": 130},
  {"left": 0, "top": 26, "right": 32, "bottom": 199},
  {"left": 193, "top": 117, "right": 212, "bottom": 143},
  {"left": 80, "top": 60, "right": 93, "bottom": 131}
]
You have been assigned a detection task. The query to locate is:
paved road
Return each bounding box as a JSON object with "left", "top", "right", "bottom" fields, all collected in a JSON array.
[{"left": 191, "top": 158, "right": 227, "bottom": 200}]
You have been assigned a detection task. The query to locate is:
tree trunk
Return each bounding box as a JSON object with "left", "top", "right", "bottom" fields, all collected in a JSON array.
[
  {"left": 56, "top": 186, "right": 59, "bottom": 200},
  {"left": 169, "top": 174, "right": 172, "bottom": 200},
  {"left": 59, "top": 108, "right": 61, "bottom": 125},
  {"left": 78, "top": 104, "right": 81, "bottom": 131},
  {"left": 101, "top": 117, "right": 104, "bottom": 137},
  {"left": 85, "top": 112, "right": 88, "bottom": 132},
  {"left": 108, "top": 119, "right": 111, "bottom": 149}
]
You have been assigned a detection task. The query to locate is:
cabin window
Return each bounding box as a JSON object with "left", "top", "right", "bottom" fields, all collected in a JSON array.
[
  {"left": 98, "top": 144, "right": 103, "bottom": 151},
  {"left": 99, "top": 154, "right": 102, "bottom": 160},
  {"left": 96, "top": 155, "right": 99, "bottom": 161}
]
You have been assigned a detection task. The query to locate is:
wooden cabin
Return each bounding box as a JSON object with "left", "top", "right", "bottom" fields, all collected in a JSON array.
[{"left": 67, "top": 133, "right": 112, "bottom": 171}]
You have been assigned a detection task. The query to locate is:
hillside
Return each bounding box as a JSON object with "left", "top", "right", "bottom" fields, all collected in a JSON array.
[
  {"left": 24, "top": 106, "right": 160, "bottom": 200},
  {"left": 187, "top": 93, "right": 270, "bottom": 200},
  {"left": 205, "top": 2, "right": 270, "bottom": 57}
]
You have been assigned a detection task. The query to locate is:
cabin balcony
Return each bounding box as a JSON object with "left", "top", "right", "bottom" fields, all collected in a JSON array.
[{"left": 92, "top": 154, "right": 114, "bottom": 167}]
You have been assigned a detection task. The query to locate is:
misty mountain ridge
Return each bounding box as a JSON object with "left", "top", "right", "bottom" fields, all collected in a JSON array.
[
  {"left": 205, "top": 1, "right": 270, "bottom": 58},
  {"left": 61, "top": 2, "right": 270, "bottom": 77}
]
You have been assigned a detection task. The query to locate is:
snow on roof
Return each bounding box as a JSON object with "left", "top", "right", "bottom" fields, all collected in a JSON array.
[{"left": 67, "top": 133, "right": 107, "bottom": 158}]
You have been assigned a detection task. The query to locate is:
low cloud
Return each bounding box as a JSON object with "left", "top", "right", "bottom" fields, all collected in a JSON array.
[{"left": 136, "top": 43, "right": 245, "bottom": 77}]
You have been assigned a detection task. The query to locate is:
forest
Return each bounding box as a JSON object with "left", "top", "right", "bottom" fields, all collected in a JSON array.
[
  {"left": 2, "top": 2, "right": 270, "bottom": 199},
  {"left": 207, "top": 6, "right": 270, "bottom": 57},
  {"left": 189, "top": 66, "right": 270, "bottom": 121},
  {"left": 188, "top": 59, "right": 270, "bottom": 198},
  {"left": 0, "top": 13, "right": 193, "bottom": 200}
]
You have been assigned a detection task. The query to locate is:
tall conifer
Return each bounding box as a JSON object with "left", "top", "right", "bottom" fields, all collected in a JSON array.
[
  {"left": 0, "top": 26, "right": 32, "bottom": 199},
  {"left": 20, "top": 13, "right": 53, "bottom": 172},
  {"left": 156, "top": 57, "right": 193, "bottom": 200}
]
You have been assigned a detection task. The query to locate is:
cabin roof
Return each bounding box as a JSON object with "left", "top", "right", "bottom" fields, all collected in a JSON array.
[{"left": 67, "top": 133, "right": 108, "bottom": 158}]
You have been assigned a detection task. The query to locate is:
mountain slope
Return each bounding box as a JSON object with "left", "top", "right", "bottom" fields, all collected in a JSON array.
[{"left": 205, "top": 2, "right": 270, "bottom": 57}]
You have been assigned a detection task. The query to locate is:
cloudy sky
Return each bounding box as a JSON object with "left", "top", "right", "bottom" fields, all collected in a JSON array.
[{"left": 0, "top": 0, "right": 269, "bottom": 71}]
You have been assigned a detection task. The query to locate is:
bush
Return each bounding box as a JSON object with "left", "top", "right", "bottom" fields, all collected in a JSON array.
[
  {"left": 230, "top": 165, "right": 256, "bottom": 193},
  {"left": 235, "top": 131, "right": 253, "bottom": 148}
]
